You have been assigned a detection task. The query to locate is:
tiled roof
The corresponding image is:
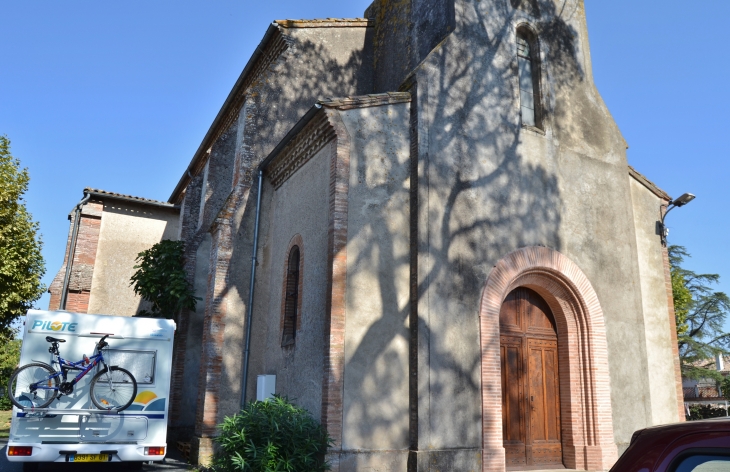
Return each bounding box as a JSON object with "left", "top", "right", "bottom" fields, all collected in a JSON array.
[
  {"left": 628, "top": 165, "right": 671, "bottom": 201},
  {"left": 685, "top": 355, "right": 730, "bottom": 374},
  {"left": 275, "top": 18, "right": 373, "bottom": 28},
  {"left": 84, "top": 188, "right": 177, "bottom": 208}
]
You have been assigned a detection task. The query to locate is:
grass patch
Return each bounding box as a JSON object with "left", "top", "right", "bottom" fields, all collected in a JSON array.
[{"left": 1, "top": 410, "right": 11, "bottom": 438}]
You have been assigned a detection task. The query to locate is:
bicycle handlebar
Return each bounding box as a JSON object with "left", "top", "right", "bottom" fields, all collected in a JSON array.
[{"left": 95, "top": 334, "right": 110, "bottom": 351}]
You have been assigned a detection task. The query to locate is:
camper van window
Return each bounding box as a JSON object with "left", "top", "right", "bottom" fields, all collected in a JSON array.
[{"left": 106, "top": 349, "right": 157, "bottom": 384}]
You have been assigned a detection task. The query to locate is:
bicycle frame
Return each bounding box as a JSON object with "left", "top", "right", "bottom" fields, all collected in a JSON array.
[{"left": 31, "top": 349, "right": 107, "bottom": 394}]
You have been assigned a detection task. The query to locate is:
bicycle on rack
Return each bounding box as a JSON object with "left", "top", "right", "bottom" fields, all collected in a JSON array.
[{"left": 8, "top": 334, "right": 137, "bottom": 411}]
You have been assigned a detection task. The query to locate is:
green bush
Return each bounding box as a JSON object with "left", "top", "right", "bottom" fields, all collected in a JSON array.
[
  {"left": 129, "top": 240, "right": 198, "bottom": 319},
  {"left": 686, "top": 404, "right": 729, "bottom": 421},
  {"left": 213, "top": 396, "right": 332, "bottom": 472},
  {"left": 1, "top": 335, "right": 21, "bottom": 410}
]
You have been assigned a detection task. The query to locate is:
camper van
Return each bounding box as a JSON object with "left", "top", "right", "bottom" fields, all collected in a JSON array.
[{"left": 5, "top": 310, "right": 175, "bottom": 468}]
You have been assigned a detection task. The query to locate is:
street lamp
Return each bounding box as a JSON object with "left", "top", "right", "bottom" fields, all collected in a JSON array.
[{"left": 660, "top": 193, "right": 695, "bottom": 247}]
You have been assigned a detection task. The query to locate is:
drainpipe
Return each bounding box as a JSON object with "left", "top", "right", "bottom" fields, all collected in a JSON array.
[
  {"left": 59, "top": 191, "right": 91, "bottom": 310},
  {"left": 240, "top": 170, "right": 264, "bottom": 408}
]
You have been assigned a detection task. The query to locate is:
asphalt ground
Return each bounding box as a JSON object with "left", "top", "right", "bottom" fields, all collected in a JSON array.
[{"left": 0, "top": 439, "right": 195, "bottom": 472}]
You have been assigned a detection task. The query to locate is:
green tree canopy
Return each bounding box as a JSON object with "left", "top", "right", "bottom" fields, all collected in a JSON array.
[
  {"left": 669, "top": 245, "right": 730, "bottom": 381},
  {"left": 130, "top": 239, "right": 198, "bottom": 318},
  {"left": 0, "top": 136, "right": 45, "bottom": 336}
]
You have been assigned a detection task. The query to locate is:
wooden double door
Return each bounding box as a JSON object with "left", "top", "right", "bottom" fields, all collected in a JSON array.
[{"left": 500, "top": 287, "right": 563, "bottom": 469}]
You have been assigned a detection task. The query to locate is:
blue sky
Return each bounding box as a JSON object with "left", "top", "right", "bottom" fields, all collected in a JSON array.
[{"left": 1, "top": 1, "right": 728, "bottom": 331}]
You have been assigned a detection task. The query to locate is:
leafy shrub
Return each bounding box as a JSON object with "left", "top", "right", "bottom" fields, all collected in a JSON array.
[
  {"left": 213, "top": 396, "right": 332, "bottom": 472},
  {"left": 686, "top": 404, "right": 729, "bottom": 421},
  {"left": 129, "top": 240, "right": 198, "bottom": 319}
]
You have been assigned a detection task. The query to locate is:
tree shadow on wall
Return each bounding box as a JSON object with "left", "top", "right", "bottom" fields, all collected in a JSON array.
[
  {"left": 341, "top": 0, "right": 584, "bottom": 449},
  {"left": 186, "top": 30, "right": 377, "bottom": 427},
  {"left": 244, "top": 35, "right": 373, "bottom": 166},
  {"left": 193, "top": 0, "right": 589, "bottom": 453}
]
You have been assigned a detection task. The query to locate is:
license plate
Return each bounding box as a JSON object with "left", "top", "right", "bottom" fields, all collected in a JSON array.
[{"left": 70, "top": 454, "right": 109, "bottom": 462}]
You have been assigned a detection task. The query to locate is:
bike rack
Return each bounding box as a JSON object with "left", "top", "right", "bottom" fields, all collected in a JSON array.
[{"left": 17, "top": 408, "right": 129, "bottom": 418}]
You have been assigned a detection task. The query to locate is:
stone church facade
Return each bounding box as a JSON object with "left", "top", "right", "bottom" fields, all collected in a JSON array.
[{"left": 50, "top": 1, "right": 685, "bottom": 471}]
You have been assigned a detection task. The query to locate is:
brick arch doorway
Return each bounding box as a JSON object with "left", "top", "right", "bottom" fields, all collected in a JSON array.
[
  {"left": 500, "top": 287, "right": 562, "bottom": 468},
  {"left": 479, "top": 247, "right": 618, "bottom": 472}
]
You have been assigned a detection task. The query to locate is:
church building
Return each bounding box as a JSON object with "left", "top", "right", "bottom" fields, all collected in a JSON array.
[{"left": 50, "top": 1, "right": 685, "bottom": 471}]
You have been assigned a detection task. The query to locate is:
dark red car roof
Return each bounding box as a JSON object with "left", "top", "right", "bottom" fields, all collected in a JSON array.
[{"left": 610, "top": 418, "right": 730, "bottom": 472}]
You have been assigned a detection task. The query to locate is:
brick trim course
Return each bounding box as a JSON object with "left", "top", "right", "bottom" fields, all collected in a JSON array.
[{"left": 268, "top": 113, "right": 336, "bottom": 189}]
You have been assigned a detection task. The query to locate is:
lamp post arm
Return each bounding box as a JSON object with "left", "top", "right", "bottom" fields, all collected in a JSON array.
[
  {"left": 661, "top": 204, "right": 677, "bottom": 226},
  {"left": 659, "top": 203, "right": 678, "bottom": 247}
]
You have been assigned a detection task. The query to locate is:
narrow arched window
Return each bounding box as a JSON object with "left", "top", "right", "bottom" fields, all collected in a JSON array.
[
  {"left": 282, "top": 245, "right": 301, "bottom": 346},
  {"left": 517, "top": 28, "right": 542, "bottom": 128}
]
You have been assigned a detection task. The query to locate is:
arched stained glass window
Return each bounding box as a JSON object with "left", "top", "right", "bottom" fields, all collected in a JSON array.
[{"left": 282, "top": 245, "right": 300, "bottom": 346}]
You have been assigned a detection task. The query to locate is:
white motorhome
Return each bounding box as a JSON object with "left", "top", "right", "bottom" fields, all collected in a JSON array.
[{"left": 6, "top": 310, "right": 175, "bottom": 468}]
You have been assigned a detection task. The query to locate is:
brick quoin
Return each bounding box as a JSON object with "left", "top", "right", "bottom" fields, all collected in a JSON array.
[
  {"left": 321, "top": 109, "right": 350, "bottom": 472},
  {"left": 194, "top": 222, "right": 232, "bottom": 438},
  {"left": 479, "top": 246, "right": 618, "bottom": 472},
  {"left": 661, "top": 203, "right": 686, "bottom": 422},
  {"left": 64, "top": 292, "right": 91, "bottom": 313},
  {"left": 169, "top": 191, "right": 192, "bottom": 429},
  {"left": 191, "top": 170, "right": 254, "bottom": 465},
  {"left": 48, "top": 201, "right": 103, "bottom": 312},
  {"left": 169, "top": 183, "right": 204, "bottom": 429}
]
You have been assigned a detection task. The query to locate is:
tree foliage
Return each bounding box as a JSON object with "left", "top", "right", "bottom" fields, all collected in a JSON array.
[
  {"left": 213, "top": 396, "right": 332, "bottom": 472},
  {"left": 669, "top": 245, "right": 730, "bottom": 381},
  {"left": 129, "top": 240, "right": 198, "bottom": 318},
  {"left": 686, "top": 404, "right": 728, "bottom": 421},
  {"left": 0, "top": 332, "right": 22, "bottom": 410},
  {"left": 0, "top": 136, "right": 45, "bottom": 336}
]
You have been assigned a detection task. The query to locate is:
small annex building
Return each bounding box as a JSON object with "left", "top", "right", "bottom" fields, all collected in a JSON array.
[
  {"left": 50, "top": 2, "right": 686, "bottom": 471},
  {"left": 48, "top": 188, "right": 180, "bottom": 316}
]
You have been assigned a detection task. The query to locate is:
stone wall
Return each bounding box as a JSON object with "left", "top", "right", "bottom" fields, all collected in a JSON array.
[
  {"left": 365, "top": 0, "right": 455, "bottom": 93},
  {"left": 248, "top": 143, "right": 333, "bottom": 421},
  {"left": 337, "top": 101, "right": 412, "bottom": 469},
  {"left": 629, "top": 173, "right": 683, "bottom": 428},
  {"left": 401, "top": 0, "right": 676, "bottom": 467}
]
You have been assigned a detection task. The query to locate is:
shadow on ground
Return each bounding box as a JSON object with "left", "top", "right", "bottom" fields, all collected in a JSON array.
[{"left": 0, "top": 441, "right": 194, "bottom": 471}]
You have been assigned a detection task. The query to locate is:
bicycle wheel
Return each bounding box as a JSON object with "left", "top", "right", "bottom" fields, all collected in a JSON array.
[
  {"left": 89, "top": 366, "right": 137, "bottom": 411},
  {"left": 8, "top": 363, "right": 58, "bottom": 409}
]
